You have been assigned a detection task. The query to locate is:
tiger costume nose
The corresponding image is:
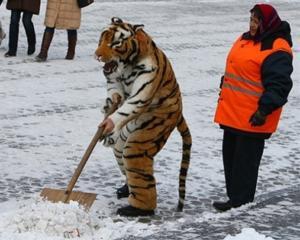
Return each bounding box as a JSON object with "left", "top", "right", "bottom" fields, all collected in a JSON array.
[
  {"left": 94, "top": 53, "right": 102, "bottom": 61},
  {"left": 94, "top": 47, "right": 104, "bottom": 61}
]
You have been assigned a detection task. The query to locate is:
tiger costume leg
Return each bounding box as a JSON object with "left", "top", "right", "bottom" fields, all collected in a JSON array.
[
  {"left": 110, "top": 104, "right": 180, "bottom": 203},
  {"left": 116, "top": 110, "right": 180, "bottom": 216},
  {"left": 113, "top": 130, "right": 127, "bottom": 177},
  {"left": 113, "top": 126, "right": 129, "bottom": 199}
]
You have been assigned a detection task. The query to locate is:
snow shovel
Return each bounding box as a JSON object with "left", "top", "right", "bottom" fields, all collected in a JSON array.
[{"left": 40, "top": 102, "right": 118, "bottom": 210}]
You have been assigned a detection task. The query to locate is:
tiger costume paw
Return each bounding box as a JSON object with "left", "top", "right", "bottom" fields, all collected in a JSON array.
[
  {"left": 101, "top": 93, "right": 122, "bottom": 116},
  {"left": 102, "top": 130, "right": 119, "bottom": 147},
  {"left": 101, "top": 97, "right": 114, "bottom": 115}
]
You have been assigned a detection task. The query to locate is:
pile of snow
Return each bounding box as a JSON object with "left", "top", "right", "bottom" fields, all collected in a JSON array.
[
  {"left": 0, "top": 199, "right": 95, "bottom": 239},
  {"left": 0, "top": 198, "right": 158, "bottom": 240},
  {"left": 224, "top": 228, "right": 275, "bottom": 240}
]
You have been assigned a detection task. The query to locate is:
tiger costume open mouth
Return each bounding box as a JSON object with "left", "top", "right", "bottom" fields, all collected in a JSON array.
[{"left": 103, "top": 60, "right": 118, "bottom": 75}]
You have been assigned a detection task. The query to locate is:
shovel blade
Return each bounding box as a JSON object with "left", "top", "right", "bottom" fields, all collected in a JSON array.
[{"left": 40, "top": 188, "right": 97, "bottom": 210}]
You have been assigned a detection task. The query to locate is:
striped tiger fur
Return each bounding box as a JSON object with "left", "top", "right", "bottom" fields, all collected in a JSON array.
[{"left": 95, "top": 17, "right": 192, "bottom": 211}]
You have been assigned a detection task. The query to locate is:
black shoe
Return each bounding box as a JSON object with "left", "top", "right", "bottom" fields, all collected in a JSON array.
[
  {"left": 117, "top": 205, "right": 154, "bottom": 217},
  {"left": 213, "top": 201, "right": 235, "bottom": 212},
  {"left": 4, "top": 51, "right": 16, "bottom": 57},
  {"left": 27, "top": 45, "right": 36, "bottom": 55},
  {"left": 116, "top": 184, "right": 129, "bottom": 199}
]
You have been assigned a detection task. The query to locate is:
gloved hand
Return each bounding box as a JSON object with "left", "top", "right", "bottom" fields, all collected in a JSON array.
[{"left": 249, "top": 110, "right": 267, "bottom": 126}]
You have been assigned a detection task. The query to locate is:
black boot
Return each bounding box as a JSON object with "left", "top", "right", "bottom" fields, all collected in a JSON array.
[
  {"left": 65, "top": 30, "right": 77, "bottom": 60},
  {"left": 212, "top": 201, "right": 242, "bottom": 212},
  {"left": 117, "top": 205, "right": 154, "bottom": 217},
  {"left": 213, "top": 201, "right": 233, "bottom": 212},
  {"left": 6, "top": 11, "right": 20, "bottom": 57},
  {"left": 35, "top": 30, "right": 54, "bottom": 62},
  {"left": 22, "top": 11, "right": 36, "bottom": 55},
  {"left": 4, "top": 51, "right": 16, "bottom": 57},
  {"left": 116, "top": 184, "right": 129, "bottom": 199},
  {"left": 27, "top": 44, "right": 35, "bottom": 55}
]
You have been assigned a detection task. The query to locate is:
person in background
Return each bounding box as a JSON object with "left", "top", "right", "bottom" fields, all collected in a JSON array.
[
  {"left": 4, "top": 0, "right": 40, "bottom": 57},
  {"left": 0, "top": 20, "right": 5, "bottom": 46},
  {"left": 35, "top": 0, "right": 81, "bottom": 62},
  {"left": 0, "top": 0, "right": 6, "bottom": 46},
  {"left": 213, "top": 3, "right": 293, "bottom": 211}
]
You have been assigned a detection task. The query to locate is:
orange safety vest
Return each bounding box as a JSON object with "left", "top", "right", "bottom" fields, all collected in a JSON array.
[{"left": 214, "top": 36, "right": 292, "bottom": 133}]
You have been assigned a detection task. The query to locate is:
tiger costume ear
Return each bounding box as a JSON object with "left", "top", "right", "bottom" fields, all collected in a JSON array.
[
  {"left": 111, "top": 17, "right": 123, "bottom": 24},
  {"left": 133, "top": 24, "right": 144, "bottom": 32},
  {"left": 135, "top": 29, "right": 151, "bottom": 57}
]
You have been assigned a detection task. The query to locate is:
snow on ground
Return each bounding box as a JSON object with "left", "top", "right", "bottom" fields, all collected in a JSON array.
[
  {"left": 224, "top": 228, "right": 275, "bottom": 240},
  {"left": 0, "top": 198, "right": 158, "bottom": 240},
  {"left": 0, "top": 0, "right": 299, "bottom": 239}
]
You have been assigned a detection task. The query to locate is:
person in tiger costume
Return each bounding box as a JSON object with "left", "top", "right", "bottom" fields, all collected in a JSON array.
[{"left": 95, "top": 17, "right": 192, "bottom": 217}]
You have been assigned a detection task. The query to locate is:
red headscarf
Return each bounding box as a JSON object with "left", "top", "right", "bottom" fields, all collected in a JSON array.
[{"left": 251, "top": 4, "right": 282, "bottom": 35}]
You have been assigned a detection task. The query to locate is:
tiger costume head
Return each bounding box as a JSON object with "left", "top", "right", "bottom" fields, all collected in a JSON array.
[{"left": 95, "top": 17, "right": 152, "bottom": 77}]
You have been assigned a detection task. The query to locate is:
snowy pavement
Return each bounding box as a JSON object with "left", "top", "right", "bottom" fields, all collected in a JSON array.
[
  {"left": 127, "top": 184, "right": 300, "bottom": 240},
  {"left": 0, "top": 0, "right": 299, "bottom": 239}
]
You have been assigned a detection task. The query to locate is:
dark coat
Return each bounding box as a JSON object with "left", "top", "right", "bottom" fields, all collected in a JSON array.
[
  {"left": 6, "top": 0, "right": 41, "bottom": 15},
  {"left": 255, "top": 21, "right": 293, "bottom": 115}
]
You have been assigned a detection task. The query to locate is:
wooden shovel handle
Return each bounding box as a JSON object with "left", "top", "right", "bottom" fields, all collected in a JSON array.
[{"left": 63, "top": 102, "right": 119, "bottom": 203}]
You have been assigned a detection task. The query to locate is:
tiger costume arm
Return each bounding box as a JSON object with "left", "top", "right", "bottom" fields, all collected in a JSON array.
[
  {"left": 107, "top": 80, "right": 124, "bottom": 104},
  {"left": 102, "top": 78, "right": 124, "bottom": 116},
  {"left": 109, "top": 56, "right": 159, "bottom": 131}
]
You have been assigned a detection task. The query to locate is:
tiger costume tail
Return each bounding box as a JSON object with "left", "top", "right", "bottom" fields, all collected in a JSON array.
[{"left": 176, "top": 114, "right": 192, "bottom": 211}]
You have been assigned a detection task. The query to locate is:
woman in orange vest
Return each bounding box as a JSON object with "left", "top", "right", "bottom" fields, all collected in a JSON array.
[{"left": 214, "top": 4, "right": 293, "bottom": 211}]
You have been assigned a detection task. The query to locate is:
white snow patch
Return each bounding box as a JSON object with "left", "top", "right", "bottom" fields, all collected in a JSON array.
[
  {"left": 224, "top": 228, "right": 275, "bottom": 240},
  {"left": 0, "top": 198, "right": 158, "bottom": 240}
]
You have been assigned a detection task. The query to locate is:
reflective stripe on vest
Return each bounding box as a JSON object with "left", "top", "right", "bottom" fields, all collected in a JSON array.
[
  {"left": 214, "top": 37, "right": 292, "bottom": 133},
  {"left": 222, "top": 82, "right": 262, "bottom": 97},
  {"left": 224, "top": 72, "right": 263, "bottom": 88}
]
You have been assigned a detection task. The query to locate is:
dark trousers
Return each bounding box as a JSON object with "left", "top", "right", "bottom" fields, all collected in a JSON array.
[
  {"left": 8, "top": 10, "right": 35, "bottom": 54},
  {"left": 45, "top": 27, "right": 77, "bottom": 37},
  {"left": 222, "top": 130, "right": 265, "bottom": 206}
]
